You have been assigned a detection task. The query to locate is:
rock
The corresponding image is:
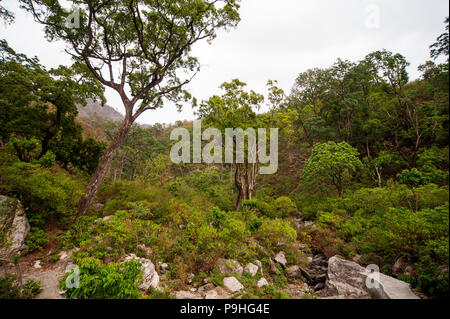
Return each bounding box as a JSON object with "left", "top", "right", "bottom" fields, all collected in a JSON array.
[
  {"left": 33, "top": 260, "right": 42, "bottom": 269},
  {"left": 368, "top": 272, "right": 420, "bottom": 299},
  {"left": 326, "top": 256, "right": 419, "bottom": 299},
  {"left": 326, "top": 256, "right": 372, "bottom": 299},
  {"left": 352, "top": 254, "right": 362, "bottom": 263},
  {"left": 204, "top": 289, "right": 218, "bottom": 299},
  {"left": 314, "top": 273, "right": 327, "bottom": 284},
  {"left": 59, "top": 251, "right": 69, "bottom": 261},
  {"left": 123, "top": 254, "right": 159, "bottom": 291},
  {"left": 186, "top": 273, "right": 195, "bottom": 284},
  {"left": 287, "top": 265, "right": 305, "bottom": 281},
  {"left": 274, "top": 252, "right": 287, "bottom": 268},
  {"left": 137, "top": 244, "right": 152, "bottom": 256},
  {"left": 255, "top": 260, "right": 263, "bottom": 275},
  {"left": 298, "top": 266, "right": 313, "bottom": 283},
  {"left": 257, "top": 278, "right": 269, "bottom": 288},
  {"left": 160, "top": 263, "right": 169, "bottom": 274},
  {"left": 190, "top": 288, "right": 197, "bottom": 293},
  {"left": 198, "top": 283, "right": 215, "bottom": 296},
  {"left": 217, "top": 259, "right": 243, "bottom": 276},
  {"left": 392, "top": 256, "right": 415, "bottom": 276},
  {"left": 314, "top": 282, "right": 325, "bottom": 291},
  {"left": 223, "top": 277, "right": 244, "bottom": 293},
  {"left": 0, "top": 196, "right": 30, "bottom": 258},
  {"left": 205, "top": 287, "right": 229, "bottom": 299},
  {"left": 244, "top": 263, "right": 259, "bottom": 276},
  {"left": 270, "top": 259, "right": 281, "bottom": 274},
  {"left": 176, "top": 291, "right": 199, "bottom": 299}
]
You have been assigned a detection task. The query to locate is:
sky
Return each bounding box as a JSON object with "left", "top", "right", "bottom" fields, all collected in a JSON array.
[{"left": 0, "top": 0, "right": 448, "bottom": 125}]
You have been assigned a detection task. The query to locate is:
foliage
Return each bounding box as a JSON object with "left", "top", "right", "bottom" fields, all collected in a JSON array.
[
  {"left": 61, "top": 257, "right": 142, "bottom": 299},
  {"left": 302, "top": 142, "right": 363, "bottom": 197},
  {"left": 0, "top": 276, "right": 41, "bottom": 299}
]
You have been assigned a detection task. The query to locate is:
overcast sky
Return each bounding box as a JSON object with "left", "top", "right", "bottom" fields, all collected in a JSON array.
[{"left": 1, "top": 0, "right": 448, "bottom": 125}]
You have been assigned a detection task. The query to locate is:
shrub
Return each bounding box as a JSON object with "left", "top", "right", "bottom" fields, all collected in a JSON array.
[
  {"left": 61, "top": 257, "right": 142, "bottom": 299},
  {"left": 273, "top": 197, "right": 297, "bottom": 218},
  {"left": 38, "top": 151, "right": 56, "bottom": 168},
  {"left": 26, "top": 228, "right": 49, "bottom": 252}
]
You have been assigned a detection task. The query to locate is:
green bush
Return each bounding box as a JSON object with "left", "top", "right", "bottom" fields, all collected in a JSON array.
[
  {"left": 38, "top": 151, "right": 56, "bottom": 168},
  {"left": 0, "top": 276, "right": 41, "bottom": 299},
  {"left": 61, "top": 257, "right": 143, "bottom": 299},
  {"left": 273, "top": 197, "right": 298, "bottom": 218},
  {"left": 26, "top": 228, "right": 49, "bottom": 252}
]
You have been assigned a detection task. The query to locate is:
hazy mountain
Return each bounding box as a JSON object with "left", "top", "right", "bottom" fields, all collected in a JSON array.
[{"left": 77, "top": 99, "right": 124, "bottom": 123}]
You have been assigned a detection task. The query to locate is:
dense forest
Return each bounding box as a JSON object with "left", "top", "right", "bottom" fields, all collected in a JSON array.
[{"left": 0, "top": 1, "right": 448, "bottom": 300}]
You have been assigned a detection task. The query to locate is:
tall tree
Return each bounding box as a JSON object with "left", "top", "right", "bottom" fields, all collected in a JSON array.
[
  {"left": 20, "top": 0, "right": 241, "bottom": 215},
  {"left": 196, "top": 79, "right": 264, "bottom": 210}
]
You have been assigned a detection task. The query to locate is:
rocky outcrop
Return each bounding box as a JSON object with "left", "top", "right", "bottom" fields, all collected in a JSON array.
[
  {"left": 325, "top": 256, "right": 419, "bottom": 299},
  {"left": 0, "top": 196, "right": 30, "bottom": 259},
  {"left": 123, "top": 254, "right": 159, "bottom": 291}
]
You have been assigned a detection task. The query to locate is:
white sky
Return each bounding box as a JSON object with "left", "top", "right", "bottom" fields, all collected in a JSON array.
[{"left": 1, "top": 0, "right": 448, "bottom": 125}]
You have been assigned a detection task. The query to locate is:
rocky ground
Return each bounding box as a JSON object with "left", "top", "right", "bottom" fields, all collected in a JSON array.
[{"left": 0, "top": 195, "right": 423, "bottom": 299}]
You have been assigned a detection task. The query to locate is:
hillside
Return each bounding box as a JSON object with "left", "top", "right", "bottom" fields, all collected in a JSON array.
[{"left": 76, "top": 99, "right": 124, "bottom": 140}]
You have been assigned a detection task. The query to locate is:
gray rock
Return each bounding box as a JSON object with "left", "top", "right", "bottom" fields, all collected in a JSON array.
[
  {"left": 255, "top": 260, "right": 263, "bottom": 275},
  {"left": 257, "top": 278, "right": 269, "bottom": 288},
  {"left": 176, "top": 291, "right": 199, "bottom": 299},
  {"left": 392, "top": 256, "right": 415, "bottom": 276},
  {"left": 217, "top": 259, "right": 243, "bottom": 276},
  {"left": 368, "top": 272, "right": 420, "bottom": 299},
  {"left": 326, "top": 256, "right": 372, "bottom": 299},
  {"left": 160, "top": 263, "right": 169, "bottom": 274},
  {"left": 287, "top": 265, "right": 305, "bottom": 280},
  {"left": 123, "top": 254, "right": 159, "bottom": 291},
  {"left": 0, "top": 196, "right": 30, "bottom": 258},
  {"left": 186, "top": 273, "right": 195, "bottom": 284},
  {"left": 204, "top": 287, "right": 229, "bottom": 299},
  {"left": 198, "top": 283, "right": 215, "bottom": 296},
  {"left": 270, "top": 258, "right": 281, "bottom": 274},
  {"left": 274, "top": 252, "right": 287, "bottom": 268},
  {"left": 244, "top": 263, "right": 259, "bottom": 276},
  {"left": 223, "top": 277, "right": 244, "bottom": 293},
  {"left": 326, "top": 256, "right": 419, "bottom": 299},
  {"left": 315, "top": 282, "right": 325, "bottom": 291}
]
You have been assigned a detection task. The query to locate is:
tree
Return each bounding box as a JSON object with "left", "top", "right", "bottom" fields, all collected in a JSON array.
[
  {"left": 196, "top": 79, "right": 264, "bottom": 210},
  {"left": 0, "top": 5, "right": 15, "bottom": 24},
  {"left": 0, "top": 40, "right": 106, "bottom": 173},
  {"left": 430, "top": 17, "right": 449, "bottom": 62},
  {"left": 302, "top": 141, "right": 362, "bottom": 197},
  {"left": 20, "top": 0, "right": 241, "bottom": 216}
]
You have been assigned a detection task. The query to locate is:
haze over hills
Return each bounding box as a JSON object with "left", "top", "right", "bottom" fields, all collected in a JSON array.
[
  {"left": 76, "top": 99, "right": 124, "bottom": 141},
  {"left": 77, "top": 99, "right": 124, "bottom": 123}
]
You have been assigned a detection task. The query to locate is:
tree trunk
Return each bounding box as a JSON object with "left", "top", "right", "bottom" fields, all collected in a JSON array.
[
  {"left": 77, "top": 118, "right": 133, "bottom": 216},
  {"left": 235, "top": 163, "right": 246, "bottom": 211}
]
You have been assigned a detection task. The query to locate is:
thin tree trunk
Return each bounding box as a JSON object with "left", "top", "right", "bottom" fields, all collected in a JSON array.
[{"left": 77, "top": 118, "right": 133, "bottom": 216}]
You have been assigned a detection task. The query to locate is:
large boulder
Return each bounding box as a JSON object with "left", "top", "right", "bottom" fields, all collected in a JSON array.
[
  {"left": 326, "top": 256, "right": 419, "bottom": 299},
  {"left": 0, "top": 196, "right": 30, "bottom": 259},
  {"left": 123, "top": 254, "right": 159, "bottom": 291}
]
